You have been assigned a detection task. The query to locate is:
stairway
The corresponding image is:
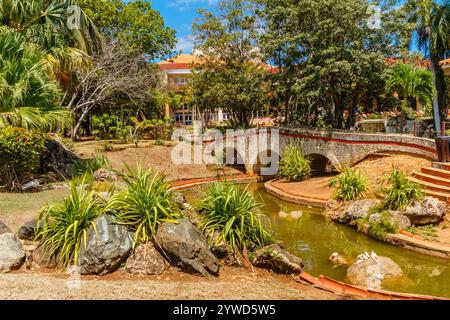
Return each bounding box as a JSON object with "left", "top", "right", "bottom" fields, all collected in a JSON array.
[{"left": 411, "top": 163, "right": 450, "bottom": 203}]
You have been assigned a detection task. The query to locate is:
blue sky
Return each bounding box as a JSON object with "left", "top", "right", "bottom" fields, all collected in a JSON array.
[{"left": 151, "top": 0, "right": 219, "bottom": 54}]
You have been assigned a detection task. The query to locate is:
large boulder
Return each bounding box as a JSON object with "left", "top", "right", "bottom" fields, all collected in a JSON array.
[
  {"left": 40, "top": 139, "right": 84, "bottom": 179},
  {"left": 340, "top": 200, "right": 379, "bottom": 224},
  {"left": 172, "top": 192, "right": 187, "bottom": 208},
  {"left": 124, "top": 242, "right": 169, "bottom": 275},
  {"left": 0, "top": 220, "right": 12, "bottom": 235},
  {"left": 155, "top": 219, "right": 220, "bottom": 276},
  {"left": 0, "top": 233, "right": 26, "bottom": 272},
  {"left": 93, "top": 168, "right": 118, "bottom": 182},
  {"left": 347, "top": 252, "right": 403, "bottom": 290},
  {"left": 18, "top": 219, "right": 38, "bottom": 241},
  {"left": 78, "top": 214, "right": 133, "bottom": 275},
  {"left": 368, "top": 211, "right": 412, "bottom": 231},
  {"left": 252, "top": 244, "right": 304, "bottom": 275},
  {"left": 403, "top": 197, "right": 447, "bottom": 226}
]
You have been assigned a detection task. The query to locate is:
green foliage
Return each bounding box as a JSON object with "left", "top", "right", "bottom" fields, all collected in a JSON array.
[
  {"left": 199, "top": 181, "right": 275, "bottom": 254},
  {"left": 329, "top": 167, "right": 369, "bottom": 202},
  {"left": 0, "top": 127, "right": 46, "bottom": 189},
  {"left": 36, "top": 179, "right": 105, "bottom": 266},
  {"left": 106, "top": 164, "right": 180, "bottom": 244},
  {"left": 383, "top": 168, "right": 425, "bottom": 210},
  {"left": 154, "top": 138, "right": 164, "bottom": 146},
  {"left": 72, "top": 151, "right": 109, "bottom": 177},
  {"left": 406, "top": 225, "right": 439, "bottom": 241},
  {"left": 92, "top": 114, "right": 119, "bottom": 140},
  {"left": 278, "top": 145, "right": 311, "bottom": 182},
  {"left": 361, "top": 211, "right": 399, "bottom": 241}
]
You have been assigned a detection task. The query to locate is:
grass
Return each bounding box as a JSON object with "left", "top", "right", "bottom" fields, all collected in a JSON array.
[
  {"left": 198, "top": 181, "right": 274, "bottom": 254},
  {"left": 72, "top": 151, "right": 110, "bottom": 177},
  {"left": 329, "top": 167, "right": 369, "bottom": 201},
  {"left": 358, "top": 210, "right": 399, "bottom": 241},
  {"left": 36, "top": 179, "right": 105, "bottom": 266},
  {"left": 278, "top": 145, "right": 311, "bottom": 182},
  {"left": 106, "top": 164, "right": 180, "bottom": 245},
  {"left": 406, "top": 225, "right": 439, "bottom": 241}
]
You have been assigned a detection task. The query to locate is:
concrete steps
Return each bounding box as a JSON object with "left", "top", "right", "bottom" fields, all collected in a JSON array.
[{"left": 412, "top": 163, "right": 450, "bottom": 203}]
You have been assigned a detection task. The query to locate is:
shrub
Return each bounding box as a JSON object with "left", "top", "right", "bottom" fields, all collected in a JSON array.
[
  {"left": 329, "top": 167, "right": 369, "bottom": 201},
  {"left": 0, "top": 127, "right": 46, "bottom": 189},
  {"left": 363, "top": 211, "right": 399, "bottom": 241},
  {"left": 383, "top": 168, "right": 425, "bottom": 210},
  {"left": 154, "top": 138, "right": 164, "bottom": 146},
  {"left": 278, "top": 145, "right": 311, "bottom": 181},
  {"left": 106, "top": 164, "right": 180, "bottom": 244},
  {"left": 72, "top": 151, "right": 109, "bottom": 177},
  {"left": 199, "top": 181, "right": 274, "bottom": 254},
  {"left": 36, "top": 179, "right": 105, "bottom": 266}
]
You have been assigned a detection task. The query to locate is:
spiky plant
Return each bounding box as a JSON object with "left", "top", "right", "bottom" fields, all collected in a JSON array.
[
  {"left": 329, "top": 167, "right": 369, "bottom": 202},
  {"left": 383, "top": 168, "right": 425, "bottom": 210},
  {"left": 199, "top": 181, "right": 274, "bottom": 254},
  {"left": 278, "top": 145, "right": 312, "bottom": 182}
]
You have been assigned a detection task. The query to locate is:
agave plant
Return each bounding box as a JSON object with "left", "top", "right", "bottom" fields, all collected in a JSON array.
[
  {"left": 36, "top": 178, "right": 105, "bottom": 266},
  {"left": 106, "top": 164, "right": 180, "bottom": 245},
  {"left": 199, "top": 181, "right": 274, "bottom": 255}
]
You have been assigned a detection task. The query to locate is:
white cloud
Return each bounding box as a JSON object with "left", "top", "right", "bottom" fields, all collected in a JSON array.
[
  {"left": 176, "top": 35, "right": 195, "bottom": 53},
  {"left": 167, "top": 0, "right": 218, "bottom": 12}
]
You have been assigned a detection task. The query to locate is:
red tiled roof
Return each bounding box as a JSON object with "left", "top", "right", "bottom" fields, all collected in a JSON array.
[{"left": 158, "top": 63, "right": 192, "bottom": 71}]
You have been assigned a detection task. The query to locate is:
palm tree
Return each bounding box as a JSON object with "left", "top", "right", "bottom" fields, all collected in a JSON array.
[
  {"left": 0, "top": 27, "right": 66, "bottom": 130},
  {"left": 386, "top": 62, "right": 433, "bottom": 132},
  {"left": 400, "top": 0, "right": 450, "bottom": 134}
]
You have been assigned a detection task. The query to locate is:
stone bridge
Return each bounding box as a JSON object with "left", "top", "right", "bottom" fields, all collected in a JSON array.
[{"left": 211, "top": 127, "right": 437, "bottom": 175}]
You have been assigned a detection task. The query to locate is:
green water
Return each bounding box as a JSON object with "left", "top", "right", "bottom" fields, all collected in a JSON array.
[{"left": 184, "top": 183, "right": 450, "bottom": 298}]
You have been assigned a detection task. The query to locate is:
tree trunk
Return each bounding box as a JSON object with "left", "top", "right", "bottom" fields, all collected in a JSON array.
[
  {"left": 71, "top": 107, "right": 91, "bottom": 141},
  {"left": 430, "top": 55, "right": 443, "bottom": 135}
]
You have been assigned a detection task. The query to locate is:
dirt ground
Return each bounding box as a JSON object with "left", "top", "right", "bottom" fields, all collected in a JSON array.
[{"left": 0, "top": 267, "right": 342, "bottom": 300}]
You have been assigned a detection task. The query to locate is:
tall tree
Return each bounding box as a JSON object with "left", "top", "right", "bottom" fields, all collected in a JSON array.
[
  {"left": 192, "top": 0, "right": 269, "bottom": 128},
  {"left": 396, "top": 0, "right": 450, "bottom": 133}
]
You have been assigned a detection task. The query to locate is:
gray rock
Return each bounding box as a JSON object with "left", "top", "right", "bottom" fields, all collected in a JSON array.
[
  {"left": 21, "top": 179, "right": 41, "bottom": 191},
  {"left": 340, "top": 200, "right": 379, "bottom": 224},
  {"left": 32, "top": 245, "right": 62, "bottom": 268},
  {"left": 252, "top": 244, "right": 304, "bottom": 275},
  {"left": 156, "top": 219, "right": 220, "bottom": 276},
  {"left": 329, "top": 252, "right": 350, "bottom": 265},
  {"left": 369, "top": 211, "right": 411, "bottom": 231},
  {"left": 93, "top": 168, "right": 118, "bottom": 182},
  {"left": 172, "top": 192, "right": 187, "bottom": 207},
  {"left": 0, "top": 233, "right": 26, "bottom": 272},
  {"left": 403, "top": 197, "right": 447, "bottom": 225},
  {"left": 124, "top": 242, "right": 169, "bottom": 275},
  {"left": 0, "top": 220, "right": 12, "bottom": 235},
  {"left": 347, "top": 255, "right": 403, "bottom": 290},
  {"left": 18, "top": 219, "right": 37, "bottom": 241},
  {"left": 78, "top": 214, "right": 133, "bottom": 275}
]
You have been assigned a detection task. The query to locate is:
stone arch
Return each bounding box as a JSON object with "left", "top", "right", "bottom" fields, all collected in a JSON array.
[
  {"left": 307, "top": 153, "right": 340, "bottom": 175},
  {"left": 248, "top": 149, "right": 281, "bottom": 176}
]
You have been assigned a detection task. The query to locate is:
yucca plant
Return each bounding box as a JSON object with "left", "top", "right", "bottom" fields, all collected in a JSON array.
[
  {"left": 72, "top": 151, "right": 109, "bottom": 177},
  {"left": 278, "top": 145, "right": 311, "bottom": 182},
  {"left": 36, "top": 178, "right": 105, "bottom": 266},
  {"left": 106, "top": 164, "right": 180, "bottom": 244},
  {"left": 383, "top": 168, "right": 425, "bottom": 210},
  {"left": 199, "top": 181, "right": 274, "bottom": 255},
  {"left": 329, "top": 167, "right": 369, "bottom": 202}
]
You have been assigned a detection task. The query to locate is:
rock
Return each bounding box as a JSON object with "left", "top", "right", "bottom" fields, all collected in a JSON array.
[
  {"left": 290, "top": 211, "right": 303, "bottom": 219},
  {"left": 93, "top": 168, "right": 118, "bottom": 182},
  {"left": 252, "top": 244, "right": 304, "bottom": 275},
  {"left": 32, "top": 245, "right": 62, "bottom": 268},
  {"left": 347, "top": 253, "right": 403, "bottom": 290},
  {"left": 0, "top": 233, "right": 26, "bottom": 272},
  {"left": 368, "top": 211, "right": 411, "bottom": 231},
  {"left": 403, "top": 197, "right": 447, "bottom": 225},
  {"left": 329, "top": 252, "right": 349, "bottom": 265},
  {"left": 155, "top": 219, "right": 220, "bottom": 276},
  {"left": 124, "top": 242, "right": 169, "bottom": 275},
  {"left": 18, "top": 219, "right": 37, "bottom": 241},
  {"left": 279, "top": 211, "right": 289, "bottom": 219},
  {"left": 341, "top": 200, "right": 379, "bottom": 224},
  {"left": 172, "top": 192, "right": 187, "bottom": 207},
  {"left": 98, "top": 192, "right": 111, "bottom": 201},
  {"left": 78, "top": 214, "right": 133, "bottom": 275},
  {"left": 21, "top": 179, "right": 41, "bottom": 192},
  {"left": 0, "top": 220, "right": 12, "bottom": 235},
  {"left": 40, "top": 139, "right": 84, "bottom": 179}
]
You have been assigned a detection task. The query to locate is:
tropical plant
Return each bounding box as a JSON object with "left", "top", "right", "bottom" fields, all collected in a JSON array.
[
  {"left": 278, "top": 145, "right": 311, "bottom": 182},
  {"left": 72, "top": 151, "right": 109, "bottom": 177},
  {"left": 383, "top": 168, "right": 425, "bottom": 210},
  {"left": 329, "top": 167, "right": 369, "bottom": 202},
  {"left": 106, "top": 164, "right": 180, "bottom": 244},
  {"left": 36, "top": 178, "right": 105, "bottom": 266},
  {"left": 0, "top": 28, "right": 66, "bottom": 130},
  {"left": 199, "top": 181, "right": 274, "bottom": 255},
  {"left": 0, "top": 127, "right": 46, "bottom": 189},
  {"left": 386, "top": 62, "right": 433, "bottom": 132},
  {"left": 359, "top": 211, "right": 399, "bottom": 241}
]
